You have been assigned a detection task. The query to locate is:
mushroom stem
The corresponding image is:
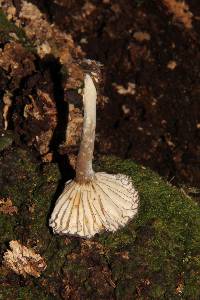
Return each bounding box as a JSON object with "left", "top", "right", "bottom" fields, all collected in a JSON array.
[
  {"left": 49, "top": 70, "right": 139, "bottom": 238},
  {"left": 75, "top": 74, "right": 96, "bottom": 183}
]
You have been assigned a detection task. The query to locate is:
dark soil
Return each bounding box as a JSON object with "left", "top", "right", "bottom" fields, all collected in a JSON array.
[{"left": 31, "top": 0, "right": 200, "bottom": 187}]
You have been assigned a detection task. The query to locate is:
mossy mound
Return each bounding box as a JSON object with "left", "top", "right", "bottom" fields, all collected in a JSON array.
[{"left": 0, "top": 147, "right": 200, "bottom": 299}]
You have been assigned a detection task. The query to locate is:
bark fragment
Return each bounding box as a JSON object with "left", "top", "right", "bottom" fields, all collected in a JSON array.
[{"left": 3, "top": 240, "right": 47, "bottom": 277}]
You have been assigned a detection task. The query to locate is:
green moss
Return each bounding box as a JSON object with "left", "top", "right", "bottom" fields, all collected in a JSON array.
[
  {"left": 95, "top": 156, "right": 200, "bottom": 299},
  {"left": 0, "top": 150, "right": 200, "bottom": 299},
  {"left": 0, "top": 285, "right": 55, "bottom": 300},
  {"left": 0, "top": 131, "right": 14, "bottom": 152},
  {"left": 0, "top": 9, "right": 34, "bottom": 51}
]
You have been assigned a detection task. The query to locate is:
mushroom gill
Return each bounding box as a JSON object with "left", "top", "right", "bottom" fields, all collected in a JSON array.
[{"left": 49, "top": 70, "right": 139, "bottom": 238}]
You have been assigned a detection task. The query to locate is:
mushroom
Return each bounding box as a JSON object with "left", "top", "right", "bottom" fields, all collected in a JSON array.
[{"left": 49, "top": 73, "right": 139, "bottom": 238}]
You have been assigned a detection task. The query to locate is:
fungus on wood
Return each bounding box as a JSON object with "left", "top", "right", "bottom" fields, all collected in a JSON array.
[{"left": 49, "top": 70, "right": 139, "bottom": 238}]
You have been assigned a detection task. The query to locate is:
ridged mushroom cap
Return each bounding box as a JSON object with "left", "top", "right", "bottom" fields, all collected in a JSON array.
[{"left": 49, "top": 172, "right": 139, "bottom": 238}]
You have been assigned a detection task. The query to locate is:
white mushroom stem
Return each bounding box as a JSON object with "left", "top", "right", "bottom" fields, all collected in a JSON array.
[
  {"left": 49, "top": 73, "right": 139, "bottom": 238},
  {"left": 75, "top": 74, "right": 96, "bottom": 183}
]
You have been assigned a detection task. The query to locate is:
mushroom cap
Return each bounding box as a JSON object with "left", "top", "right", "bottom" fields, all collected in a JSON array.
[{"left": 49, "top": 172, "right": 139, "bottom": 238}]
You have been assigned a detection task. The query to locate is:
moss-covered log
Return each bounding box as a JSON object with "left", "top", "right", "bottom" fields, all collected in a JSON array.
[{"left": 0, "top": 146, "right": 200, "bottom": 299}]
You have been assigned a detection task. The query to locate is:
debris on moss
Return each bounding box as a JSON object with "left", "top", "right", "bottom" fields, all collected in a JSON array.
[
  {"left": 0, "top": 147, "right": 200, "bottom": 299},
  {"left": 162, "top": 0, "right": 193, "bottom": 29},
  {"left": 3, "top": 240, "right": 47, "bottom": 278},
  {"left": 0, "top": 197, "right": 17, "bottom": 215}
]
